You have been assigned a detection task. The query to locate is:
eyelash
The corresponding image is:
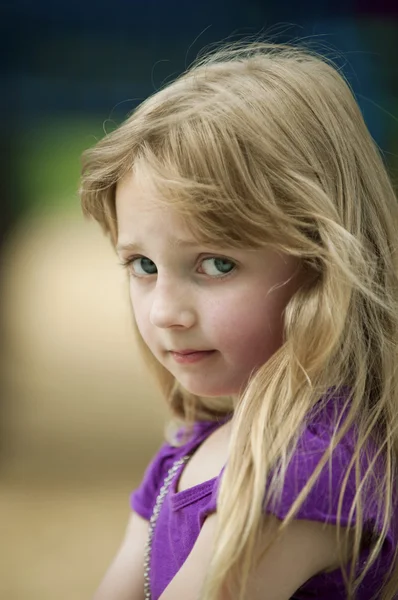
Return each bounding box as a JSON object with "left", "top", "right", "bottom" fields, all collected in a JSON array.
[
  {"left": 118, "top": 257, "right": 137, "bottom": 269},
  {"left": 118, "top": 255, "right": 237, "bottom": 278}
]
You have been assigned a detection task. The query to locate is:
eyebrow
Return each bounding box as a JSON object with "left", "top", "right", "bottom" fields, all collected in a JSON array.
[{"left": 116, "top": 239, "right": 202, "bottom": 253}]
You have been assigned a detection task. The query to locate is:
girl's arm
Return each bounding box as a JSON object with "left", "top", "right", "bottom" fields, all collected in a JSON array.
[
  {"left": 92, "top": 511, "right": 148, "bottom": 600},
  {"left": 159, "top": 513, "right": 347, "bottom": 600}
]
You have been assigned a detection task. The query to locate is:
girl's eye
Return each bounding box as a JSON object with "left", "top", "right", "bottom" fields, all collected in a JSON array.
[
  {"left": 200, "top": 257, "right": 235, "bottom": 277},
  {"left": 121, "top": 255, "right": 235, "bottom": 277},
  {"left": 130, "top": 257, "right": 157, "bottom": 275}
]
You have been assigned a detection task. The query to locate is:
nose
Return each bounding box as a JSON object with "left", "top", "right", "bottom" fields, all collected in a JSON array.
[{"left": 149, "top": 281, "right": 196, "bottom": 329}]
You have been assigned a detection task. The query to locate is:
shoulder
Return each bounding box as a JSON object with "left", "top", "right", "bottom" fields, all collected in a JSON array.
[
  {"left": 204, "top": 396, "right": 388, "bottom": 532},
  {"left": 130, "top": 420, "right": 218, "bottom": 520},
  {"left": 267, "top": 397, "right": 375, "bottom": 526},
  {"left": 269, "top": 397, "right": 397, "bottom": 573}
]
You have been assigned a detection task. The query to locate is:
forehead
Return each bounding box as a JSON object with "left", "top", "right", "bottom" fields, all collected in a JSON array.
[{"left": 115, "top": 168, "right": 194, "bottom": 247}]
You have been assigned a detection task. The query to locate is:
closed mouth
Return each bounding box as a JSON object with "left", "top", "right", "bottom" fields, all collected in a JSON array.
[{"left": 170, "top": 349, "right": 214, "bottom": 355}]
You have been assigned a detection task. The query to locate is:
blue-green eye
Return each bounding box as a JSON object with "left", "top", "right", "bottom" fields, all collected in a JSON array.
[
  {"left": 200, "top": 257, "right": 235, "bottom": 277},
  {"left": 131, "top": 257, "right": 157, "bottom": 275}
]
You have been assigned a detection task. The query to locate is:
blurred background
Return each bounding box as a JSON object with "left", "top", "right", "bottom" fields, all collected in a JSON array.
[{"left": 1, "top": 1, "right": 397, "bottom": 598}]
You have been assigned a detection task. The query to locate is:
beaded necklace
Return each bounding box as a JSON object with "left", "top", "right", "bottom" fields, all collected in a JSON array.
[{"left": 143, "top": 454, "right": 191, "bottom": 600}]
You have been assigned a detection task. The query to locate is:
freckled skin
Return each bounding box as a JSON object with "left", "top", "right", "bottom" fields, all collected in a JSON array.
[{"left": 115, "top": 170, "right": 302, "bottom": 398}]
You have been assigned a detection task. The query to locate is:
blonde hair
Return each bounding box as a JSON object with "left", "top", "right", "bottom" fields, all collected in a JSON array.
[{"left": 80, "top": 41, "right": 398, "bottom": 599}]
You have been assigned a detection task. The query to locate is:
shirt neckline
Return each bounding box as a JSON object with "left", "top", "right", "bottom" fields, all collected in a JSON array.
[{"left": 169, "top": 416, "right": 230, "bottom": 501}]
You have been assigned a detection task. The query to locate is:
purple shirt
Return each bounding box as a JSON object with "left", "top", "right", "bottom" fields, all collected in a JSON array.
[{"left": 131, "top": 398, "right": 397, "bottom": 599}]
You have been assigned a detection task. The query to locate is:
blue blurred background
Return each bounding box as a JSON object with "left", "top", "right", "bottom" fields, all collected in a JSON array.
[{"left": 1, "top": 2, "right": 397, "bottom": 598}]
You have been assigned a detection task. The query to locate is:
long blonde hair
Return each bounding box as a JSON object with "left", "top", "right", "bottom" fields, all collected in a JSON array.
[{"left": 80, "top": 42, "right": 398, "bottom": 599}]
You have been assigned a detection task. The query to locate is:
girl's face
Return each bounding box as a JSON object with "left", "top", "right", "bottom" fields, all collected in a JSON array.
[{"left": 116, "top": 170, "right": 302, "bottom": 397}]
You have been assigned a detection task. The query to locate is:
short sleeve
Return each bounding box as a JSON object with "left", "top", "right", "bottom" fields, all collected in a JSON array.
[
  {"left": 264, "top": 421, "right": 367, "bottom": 527},
  {"left": 200, "top": 409, "right": 388, "bottom": 540}
]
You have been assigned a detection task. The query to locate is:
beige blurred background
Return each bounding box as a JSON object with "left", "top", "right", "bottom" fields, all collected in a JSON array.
[{"left": 0, "top": 207, "right": 168, "bottom": 600}]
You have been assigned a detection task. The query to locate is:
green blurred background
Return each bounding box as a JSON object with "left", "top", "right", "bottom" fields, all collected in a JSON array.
[{"left": 1, "top": 2, "right": 397, "bottom": 598}]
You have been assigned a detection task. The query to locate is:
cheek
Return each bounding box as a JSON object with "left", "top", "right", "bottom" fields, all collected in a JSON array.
[
  {"left": 207, "top": 289, "right": 287, "bottom": 354},
  {"left": 129, "top": 289, "right": 151, "bottom": 341}
]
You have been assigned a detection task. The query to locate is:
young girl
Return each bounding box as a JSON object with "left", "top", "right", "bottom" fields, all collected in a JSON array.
[{"left": 80, "top": 41, "right": 398, "bottom": 600}]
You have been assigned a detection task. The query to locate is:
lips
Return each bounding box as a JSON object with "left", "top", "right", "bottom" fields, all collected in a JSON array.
[
  {"left": 169, "top": 349, "right": 216, "bottom": 364},
  {"left": 171, "top": 349, "right": 210, "bottom": 355}
]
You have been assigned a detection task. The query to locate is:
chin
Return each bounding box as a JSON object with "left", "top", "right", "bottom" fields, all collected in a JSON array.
[{"left": 178, "top": 378, "right": 239, "bottom": 398}]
